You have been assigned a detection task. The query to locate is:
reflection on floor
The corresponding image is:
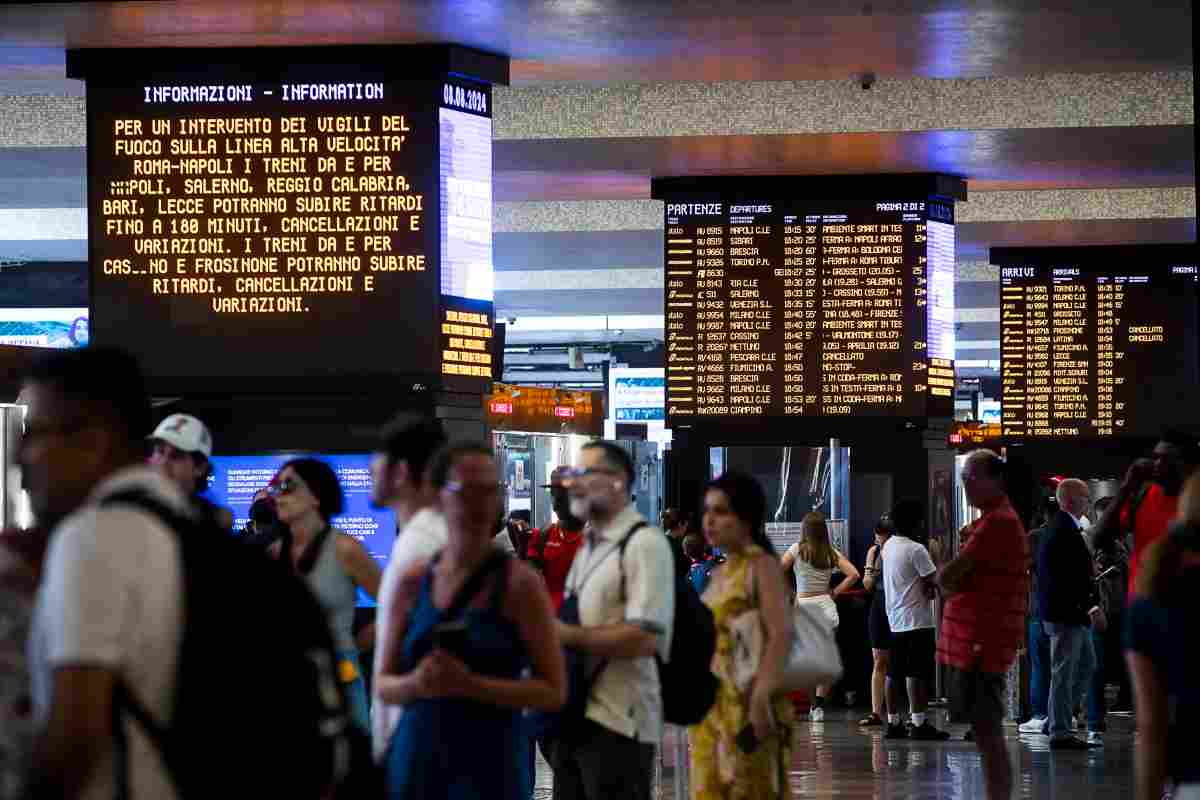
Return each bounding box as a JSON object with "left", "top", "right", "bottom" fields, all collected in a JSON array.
[{"left": 534, "top": 707, "right": 1136, "bottom": 799}]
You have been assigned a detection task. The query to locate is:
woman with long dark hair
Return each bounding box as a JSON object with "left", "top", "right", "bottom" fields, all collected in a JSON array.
[
  {"left": 690, "top": 471, "right": 795, "bottom": 800},
  {"left": 269, "top": 457, "right": 382, "bottom": 729},
  {"left": 1125, "top": 473, "right": 1200, "bottom": 800},
  {"left": 780, "top": 512, "right": 859, "bottom": 720}
]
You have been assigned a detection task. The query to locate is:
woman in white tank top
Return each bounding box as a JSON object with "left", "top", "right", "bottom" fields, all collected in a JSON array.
[{"left": 780, "top": 512, "right": 860, "bottom": 720}]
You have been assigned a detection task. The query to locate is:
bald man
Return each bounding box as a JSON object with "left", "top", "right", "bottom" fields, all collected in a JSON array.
[{"left": 1036, "top": 478, "right": 1105, "bottom": 749}]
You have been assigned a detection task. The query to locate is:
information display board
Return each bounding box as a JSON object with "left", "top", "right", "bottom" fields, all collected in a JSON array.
[
  {"left": 206, "top": 452, "right": 394, "bottom": 607},
  {"left": 995, "top": 246, "right": 1199, "bottom": 438},
  {"left": 70, "top": 46, "right": 501, "bottom": 389},
  {"left": 653, "top": 176, "right": 959, "bottom": 425}
]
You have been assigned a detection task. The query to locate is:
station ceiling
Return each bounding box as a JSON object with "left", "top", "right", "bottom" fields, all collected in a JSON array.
[{"left": 0, "top": 0, "right": 1194, "bottom": 383}]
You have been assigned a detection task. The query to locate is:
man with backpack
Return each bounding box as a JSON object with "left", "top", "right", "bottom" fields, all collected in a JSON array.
[
  {"left": 20, "top": 349, "right": 353, "bottom": 800},
  {"left": 18, "top": 348, "right": 191, "bottom": 800},
  {"left": 542, "top": 441, "right": 683, "bottom": 800}
]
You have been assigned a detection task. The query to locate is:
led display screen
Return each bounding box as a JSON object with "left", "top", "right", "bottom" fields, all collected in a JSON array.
[
  {"left": 656, "top": 183, "right": 956, "bottom": 424},
  {"left": 995, "top": 246, "right": 1199, "bottom": 438},
  {"left": 78, "top": 50, "right": 494, "bottom": 389}
]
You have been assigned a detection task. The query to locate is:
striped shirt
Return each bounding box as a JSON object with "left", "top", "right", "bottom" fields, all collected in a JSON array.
[{"left": 937, "top": 500, "right": 1029, "bottom": 674}]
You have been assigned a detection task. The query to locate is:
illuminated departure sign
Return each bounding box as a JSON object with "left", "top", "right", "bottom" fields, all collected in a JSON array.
[
  {"left": 994, "top": 246, "right": 1199, "bottom": 438},
  {"left": 69, "top": 45, "right": 504, "bottom": 390},
  {"left": 652, "top": 176, "right": 961, "bottom": 425}
]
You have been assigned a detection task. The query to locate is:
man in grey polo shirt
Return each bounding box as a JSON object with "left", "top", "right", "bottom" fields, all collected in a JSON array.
[{"left": 545, "top": 441, "right": 675, "bottom": 800}]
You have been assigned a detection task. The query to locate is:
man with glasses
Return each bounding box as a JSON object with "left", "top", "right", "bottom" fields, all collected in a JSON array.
[
  {"left": 543, "top": 441, "right": 674, "bottom": 800},
  {"left": 19, "top": 348, "right": 189, "bottom": 800},
  {"left": 147, "top": 413, "right": 233, "bottom": 531}
]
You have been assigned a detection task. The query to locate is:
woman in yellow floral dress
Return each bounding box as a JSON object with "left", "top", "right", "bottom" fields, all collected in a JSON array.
[{"left": 691, "top": 471, "right": 795, "bottom": 800}]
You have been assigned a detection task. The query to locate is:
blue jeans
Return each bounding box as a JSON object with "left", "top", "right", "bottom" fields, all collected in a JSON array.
[
  {"left": 1043, "top": 622, "right": 1095, "bottom": 739},
  {"left": 1087, "top": 628, "right": 1106, "bottom": 731},
  {"left": 1028, "top": 617, "right": 1051, "bottom": 718}
]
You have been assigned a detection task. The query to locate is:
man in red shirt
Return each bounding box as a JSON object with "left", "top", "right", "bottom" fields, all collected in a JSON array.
[
  {"left": 939, "top": 449, "right": 1029, "bottom": 800},
  {"left": 526, "top": 466, "right": 586, "bottom": 611},
  {"left": 1092, "top": 431, "right": 1196, "bottom": 596}
]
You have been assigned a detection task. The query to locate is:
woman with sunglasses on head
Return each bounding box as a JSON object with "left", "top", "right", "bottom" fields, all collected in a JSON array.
[
  {"left": 780, "top": 512, "right": 860, "bottom": 721},
  {"left": 691, "top": 471, "right": 795, "bottom": 800},
  {"left": 377, "top": 443, "right": 566, "bottom": 800},
  {"left": 268, "top": 457, "right": 382, "bottom": 730}
]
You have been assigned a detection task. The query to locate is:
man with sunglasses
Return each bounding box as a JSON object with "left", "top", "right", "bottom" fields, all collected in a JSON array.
[
  {"left": 543, "top": 441, "right": 674, "bottom": 800},
  {"left": 147, "top": 413, "right": 233, "bottom": 531},
  {"left": 526, "top": 466, "right": 587, "bottom": 612}
]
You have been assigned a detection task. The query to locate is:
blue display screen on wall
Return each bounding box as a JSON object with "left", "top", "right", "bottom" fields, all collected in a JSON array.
[{"left": 207, "top": 453, "right": 395, "bottom": 607}]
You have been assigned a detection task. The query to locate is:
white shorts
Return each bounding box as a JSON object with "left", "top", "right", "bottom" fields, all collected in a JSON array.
[{"left": 797, "top": 593, "right": 839, "bottom": 631}]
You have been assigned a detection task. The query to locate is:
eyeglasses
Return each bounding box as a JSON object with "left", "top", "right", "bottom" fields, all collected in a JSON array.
[{"left": 268, "top": 478, "right": 302, "bottom": 497}]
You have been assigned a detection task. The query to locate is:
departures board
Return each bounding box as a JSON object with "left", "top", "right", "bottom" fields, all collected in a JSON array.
[
  {"left": 654, "top": 177, "right": 960, "bottom": 426},
  {"left": 68, "top": 46, "right": 502, "bottom": 390},
  {"left": 995, "top": 246, "right": 1199, "bottom": 438}
]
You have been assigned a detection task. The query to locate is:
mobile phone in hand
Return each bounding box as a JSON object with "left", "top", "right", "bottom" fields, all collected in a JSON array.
[
  {"left": 735, "top": 723, "right": 759, "bottom": 754},
  {"left": 431, "top": 620, "right": 470, "bottom": 656}
]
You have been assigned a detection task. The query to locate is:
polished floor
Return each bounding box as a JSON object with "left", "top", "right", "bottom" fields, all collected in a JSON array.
[{"left": 534, "top": 707, "right": 1136, "bottom": 799}]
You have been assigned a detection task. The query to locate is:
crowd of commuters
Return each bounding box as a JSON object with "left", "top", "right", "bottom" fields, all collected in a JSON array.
[{"left": 0, "top": 345, "right": 1194, "bottom": 800}]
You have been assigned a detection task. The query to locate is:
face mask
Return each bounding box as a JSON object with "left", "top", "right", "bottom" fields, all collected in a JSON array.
[{"left": 569, "top": 496, "right": 592, "bottom": 521}]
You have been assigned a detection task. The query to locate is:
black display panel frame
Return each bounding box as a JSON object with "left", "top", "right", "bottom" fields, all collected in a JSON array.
[
  {"left": 69, "top": 45, "right": 506, "bottom": 395},
  {"left": 651, "top": 174, "right": 965, "bottom": 431},
  {"left": 992, "top": 244, "right": 1200, "bottom": 440}
]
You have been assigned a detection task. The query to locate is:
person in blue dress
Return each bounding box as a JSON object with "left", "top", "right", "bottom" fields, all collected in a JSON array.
[{"left": 377, "top": 442, "right": 567, "bottom": 800}]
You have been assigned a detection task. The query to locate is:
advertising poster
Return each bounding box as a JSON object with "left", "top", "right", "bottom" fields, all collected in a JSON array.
[{"left": 207, "top": 453, "right": 395, "bottom": 606}]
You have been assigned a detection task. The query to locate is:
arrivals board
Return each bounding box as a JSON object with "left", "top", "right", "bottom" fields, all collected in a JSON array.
[
  {"left": 69, "top": 46, "right": 502, "bottom": 389},
  {"left": 653, "top": 177, "right": 959, "bottom": 425},
  {"left": 995, "top": 246, "right": 1199, "bottom": 438}
]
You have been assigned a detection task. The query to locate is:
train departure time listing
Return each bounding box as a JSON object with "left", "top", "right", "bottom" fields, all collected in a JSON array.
[{"left": 663, "top": 200, "right": 954, "bottom": 423}]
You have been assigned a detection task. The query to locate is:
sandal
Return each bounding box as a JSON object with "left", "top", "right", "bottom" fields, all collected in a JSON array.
[{"left": 859, "top": 713, "right": 884, "bottom": 727}]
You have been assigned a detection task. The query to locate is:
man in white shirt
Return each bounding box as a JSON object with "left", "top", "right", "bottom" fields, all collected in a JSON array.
[
  {"left": 882, "top": 499, "right": 950, "bottom": 740},
  {"left": 19, "top": 348, "right": 186, "bottom": 800},
  {"left": 544, "top": 441, "right": 674, "bottom": 800},
  {"left": 368, "top": 413, "right": 449, "bottom": 760}
]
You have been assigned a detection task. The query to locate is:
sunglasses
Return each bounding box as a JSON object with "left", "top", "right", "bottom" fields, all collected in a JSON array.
[{"left": 268, "top": 478, "right": 302, "bottom": 497}]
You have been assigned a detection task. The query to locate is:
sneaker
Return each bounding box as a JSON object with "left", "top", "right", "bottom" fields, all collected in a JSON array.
[
  {"left": 1086, "top": 731, "right": 1104, "bottom": 745},
  {"left": 859, "top": 713, "right": 884, "bottom": 727},
  {"left": 909, "top": 722, "right": 952, "bottom": 741},
  {"left": 1050, "top": 736, "right": 1099, "bottom": 750},
  {"left": 809, "top": 707, "right": 825, "bottom": 722},
  {"left": 1019, "top": 717, "right": 1048, "bottom": 735},
  {"left": 885, "top": 723, "right": 909, "bottom": 739}
]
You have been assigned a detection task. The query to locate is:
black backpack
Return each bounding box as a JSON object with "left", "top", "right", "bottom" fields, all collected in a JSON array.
[
  {"left": 618, "top": 527, "right": 718, "bottom": 726},
  {"left": 102, "top": 490, "right": 374, "bottom": 800}
]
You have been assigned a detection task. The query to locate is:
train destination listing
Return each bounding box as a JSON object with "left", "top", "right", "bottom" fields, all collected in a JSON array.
[
  {"left": 1000, "top": 263, "right": 1198, "bottom": 438},
  {"left": 663, "top": 199, "right": 955, "bottom": 422}
]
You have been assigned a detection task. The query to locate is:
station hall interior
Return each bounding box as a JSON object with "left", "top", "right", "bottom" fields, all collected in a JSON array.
[{"left": 0, "top": 2, "right": 1197, "bottom": 799}]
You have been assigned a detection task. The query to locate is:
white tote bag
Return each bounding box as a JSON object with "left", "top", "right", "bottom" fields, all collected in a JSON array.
[
  {"left": 727, "top": 576, "right": 843, "bottom": 694},
  {"left": 779, "top": 601, "right": 843, "bottom": 691}
]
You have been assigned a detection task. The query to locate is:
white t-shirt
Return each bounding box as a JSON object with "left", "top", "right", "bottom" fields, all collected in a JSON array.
[
  {"left": 881, "top": 536, "right": 937, "bottom": 633},
  {"left": 564, "top": 504, "right": 674, "bottom": 744},
  {"left": 370, "top": 508, "right": 448, "bottom": 760},
  {"left": 28, "top": 467, "right": 187, "bottom": 800}
]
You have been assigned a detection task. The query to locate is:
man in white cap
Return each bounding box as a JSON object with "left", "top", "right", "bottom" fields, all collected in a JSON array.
[{"left": 147, "top": 413, "right": 233, "bottom": 530}]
